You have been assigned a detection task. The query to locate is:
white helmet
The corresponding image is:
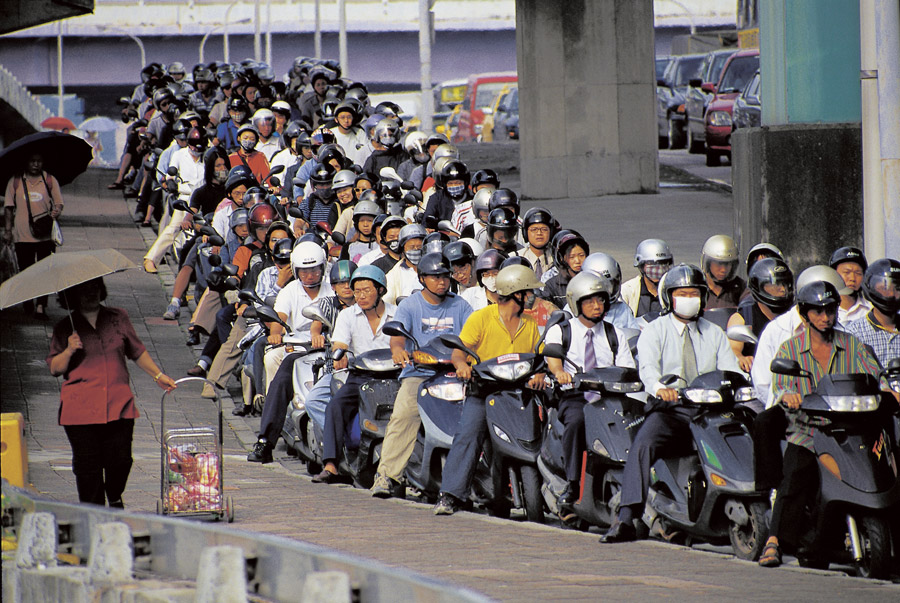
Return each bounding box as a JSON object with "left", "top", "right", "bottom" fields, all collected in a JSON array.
[
  {"left": 290, "top": 240, "right": 326, "bottom": 274},
  {"left": 403, "top": 131, "right": 429, "bottom": 156},
  {"left": 252, "top": 108, "right": 275, "bottom": 128},
  {"left": 472, "top": 188, "right": 493, "bottom": 221},
  {"left": 459, "top": 237, "right": 484, "bottom": 257}
]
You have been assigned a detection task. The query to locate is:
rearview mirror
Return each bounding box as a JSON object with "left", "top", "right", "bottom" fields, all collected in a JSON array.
[
  {"left": 167, "top": 166, "right": 178, "bottom": 176},
  {"left": 172, "top": 199, "right": 192, "bottom": 213},
  {"left": 208, "top": 254, "right": 222, "bottom": 267},
  {"left": 206, "top": 234, "right": 225, "bottom": 247},
  {"left": 769, "top": 358, "right": 811, "bottom": 378},
  {"left": 238, "top": 289, "right": 263, "bottom": 306},
  {"left": 255, "top": 304, "right": 290, "bottom": 330},
  {"left": 288, "top": 206, "right": 304, "bottom": 219},
  {"left": 269, "top": 176, "right": 281, "bottom": 188},
  {"left": 302, "top": 304, "right": 333, "bottom": 332},
  {"left": 688, "top": 78, "right": 702, "bottom": 88},
  {"left": 438, "top": 334, "right": 480, "bottom": 364},
  {"left": 331, "top": 231, "right": 346, "bottom": 246},
  {"left": 383, "top": 320, "right": 418, "bottom": 347},
  {"left": 726, "top": 325, "right": 758, "bottom": 346}
]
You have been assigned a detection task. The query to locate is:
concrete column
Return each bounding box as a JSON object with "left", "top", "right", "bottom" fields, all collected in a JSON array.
[{"left": 515, "top": 0, "right": 657, "bottom": 199}]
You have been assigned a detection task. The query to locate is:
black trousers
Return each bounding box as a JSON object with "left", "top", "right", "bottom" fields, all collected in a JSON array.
[
  {"left": 558, "top": 394, "right": 588, "bottom": 483},
  {"left": 259, "top": 352, "right": 301, "bottom": 443},
  {"left": 15, "top": 241, "right": 55, "bottom": 309},
  {"left": 620, "top": 410, "right": 693, "bottom": 509},
  {"left": 323, "top": 373, "right": 366, "bottom": 462},
  {"left": 64, "top": 418, "right": 134, "bottom": 507},
  {"left": 753, "top": 405, "right": 789, "bottom": 491},
  {"left": 768, "top": 444, "right": 818, "bottom": 548}
]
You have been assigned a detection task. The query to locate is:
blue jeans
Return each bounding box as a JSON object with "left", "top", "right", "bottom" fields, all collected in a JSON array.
[
  {"left": 440, "top": 396, "right": 487, "bottom": 501},
  {"left": 304, "top": 374, "right": 332, "bottom": 433}
]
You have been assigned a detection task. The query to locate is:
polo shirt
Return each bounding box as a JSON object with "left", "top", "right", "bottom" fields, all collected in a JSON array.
[
  {"left": 274, "top": 279, "right": 334, "bottom": 335},
  {"left": 844, "top": 310, "right": 899, "bottom": 366},
  {"left": 459, "top": 304, "right": 541, "bottom": 362}
]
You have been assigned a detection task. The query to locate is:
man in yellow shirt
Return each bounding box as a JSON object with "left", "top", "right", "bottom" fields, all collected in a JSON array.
[{"left": 434, "top": 265, "right": 546, "bottom": 515}]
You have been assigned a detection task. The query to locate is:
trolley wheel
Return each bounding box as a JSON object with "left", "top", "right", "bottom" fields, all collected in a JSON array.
[
  {"left": 156, "top": 498, "right": 165, "bottom": 515},
  {"left": 226, "top": 496, "right": 235, "bottom": 523}
]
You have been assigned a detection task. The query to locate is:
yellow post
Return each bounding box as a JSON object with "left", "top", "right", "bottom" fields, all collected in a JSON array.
[{"left": 1, "top": 413, "right": 28, "bottom": 488}]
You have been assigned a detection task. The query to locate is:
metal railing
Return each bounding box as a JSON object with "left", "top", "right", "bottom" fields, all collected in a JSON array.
[{"left": 0, "top": 64, "right": 52, "bottom": 133}]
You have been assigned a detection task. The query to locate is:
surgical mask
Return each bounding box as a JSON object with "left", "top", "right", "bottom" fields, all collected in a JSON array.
[
  {"left": 482, "top": 275, "right": 497, "bottom": 292},
  {"left": 387, "top": 240, "right": 400, "bottom": 254},
  {"left": 447, "top": 183, "right": 466, "bottom": 199},
  {"left": 214, "top": 169, "right": 228, "bottom": 183},
  {"left": 672, "top": 296, "right": 701, "bottom": 320},
  {"left": 643, "top": 262, "right": 670, "bottom": 282},
  {"left": 405, "top": 249, "right": 422, "bottom": 265},
  {"left": 380, "top": 134, "right": 398, "bottom": 146},
  {"left": 240, "top": 139, "right": 256, "bottom": 152}
]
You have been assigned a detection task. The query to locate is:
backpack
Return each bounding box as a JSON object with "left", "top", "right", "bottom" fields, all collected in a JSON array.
[{"left": 557, "top": 319, "right": 619, "bottom": 364}]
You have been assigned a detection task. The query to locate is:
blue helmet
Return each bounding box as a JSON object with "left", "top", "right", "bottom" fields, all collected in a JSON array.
[{"left": 350, "top": 265, "right": 387, "bottom": 291}]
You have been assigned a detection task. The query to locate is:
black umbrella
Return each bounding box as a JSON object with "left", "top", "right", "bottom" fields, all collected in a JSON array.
[{"left": 0, "top": 131, "right": 94, "bottom": 191}]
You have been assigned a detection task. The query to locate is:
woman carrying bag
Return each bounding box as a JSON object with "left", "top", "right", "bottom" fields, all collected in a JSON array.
[{"left": 3, "top": 152, "right": 64, "bottom": 319}]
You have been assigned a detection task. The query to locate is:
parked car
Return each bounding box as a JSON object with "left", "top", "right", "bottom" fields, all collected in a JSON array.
[
  {"left": 655, "top": 56, "right": 672, "bottom": 81},
  {"left": 656, "top": 53, "right": 705, "bottom": 149},
  {"left": 732, "top": 70, "right": 761, "bottom": 130},
  {"left": 480, "top": 84, "right": 517, "bottom": 143},
  {"left": 432, "top": 78, "right": 468, "bottom": 127},
  {"left": 454, "top": 71, "right": 518, "bottom": 143},
  {"left": 685, "top": 49, "right": 737, "bottom": 154},
  {"left": 492, "top": 87, "right": 519, "bottom": 141},
  {"left": 704, "top": 49, "right": 760, "bottom": 166}
]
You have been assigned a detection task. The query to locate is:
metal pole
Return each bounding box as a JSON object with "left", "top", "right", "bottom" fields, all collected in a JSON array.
[
  {"left": 127, "top": 33, "right": 146, "bottom": 68},
  {"left": 860, "top": 0, "right": 884, "bottom": 259},
  {"left": 224, "top": 1, "right": 239, "bottom": 64},
  {"left": 338, "top": 0, "right": 348, "bottom": 76},
  {"left": 254, "top": 0, "right": 262, "bottom": 61},
  {"left": 314, "top": 0, "right": 322, "bottom": 58},
  {"left": 418, "top": 0, "right": 434, "bottom": 133},
  {"left": 200, "top": 28, "right": 216, "bottom": 64},
  {"left": 874, "top": 0, "right": 900, "bottom": 259},
  {"left": 265, "top": 0, "right": 272, "bottom": 66},
  {"left": 57, "top": 21, "right": 64, "bottom": 118}
]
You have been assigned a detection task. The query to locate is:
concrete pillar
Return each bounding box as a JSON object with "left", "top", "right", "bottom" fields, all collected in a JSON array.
[
  {"left": 301, "top": 571, "right": 351, "bottom": 603},
  {"left": 88, "top": 522, "right": 133, "bottom": 583},
  {"left": 15, "top": 513, "right": 57, "bottom": 570},
  {"left": 515, "top": 0, "right": 657, "bottom": 199},
  {"left": 195, "top": 546, "right": 248, "bottom": 603}
]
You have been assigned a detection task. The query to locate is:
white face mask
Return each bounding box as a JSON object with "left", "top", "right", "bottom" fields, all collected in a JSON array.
[
  {"left": 672, "top": 296, "right": 701, "bottom": 320},
  {"left": 482, "top": 275, "right": 497, "bottom": 293}
]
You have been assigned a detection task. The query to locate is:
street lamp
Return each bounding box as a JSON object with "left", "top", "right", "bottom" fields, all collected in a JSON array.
[{"left": 201, "top": 18, "right": 251, "bottom": 64}]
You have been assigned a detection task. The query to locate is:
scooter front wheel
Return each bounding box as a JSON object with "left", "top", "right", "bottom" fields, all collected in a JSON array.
[
  {"left": 855, "top": 515, "right": 891, "bottom": 580},
  {"left": 520, "top": 465, "right": 545, "bottom": 524},
  {"left": 728, "top": 501, "right": 769, "bottom": 561}
]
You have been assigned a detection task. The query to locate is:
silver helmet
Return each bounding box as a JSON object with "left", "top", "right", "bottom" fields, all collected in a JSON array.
[
  {"left": 331, "top": 169, "right": 357, "bottom": 191},
  {"left": 634, "top": 238, "right": 673, "bottom": 267},
  {"left": 566, "top": 271, "right": 614, "bottom": 316},
  {"left": 700, "top": 234, "right": 739, "bottom": 281},
  {"left": 582, "top": 252, "right": 622, "bottom": 301},
  {"left": 796, "top": 265, "right": 852, "bottom": 296},
  {"left": 472, "top": 188, "right": 494, "bottom": 222}
]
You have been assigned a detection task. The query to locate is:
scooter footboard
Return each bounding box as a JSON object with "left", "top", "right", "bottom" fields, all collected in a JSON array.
[{"left": 485, "top": 390, "right": 543, "bottom": 463}]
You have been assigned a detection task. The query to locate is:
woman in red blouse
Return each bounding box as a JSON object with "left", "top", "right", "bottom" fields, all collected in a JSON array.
[{"left": 47, "top": 277, "right": 176, "bottom": 507}]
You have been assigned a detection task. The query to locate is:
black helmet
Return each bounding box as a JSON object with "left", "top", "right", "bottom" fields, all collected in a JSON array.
[
  {"left": 330, "top": 260, "right": 358, "bottom": 284},
  {"left": 475, "top": 249, "right": 507, "bottom": 285},
  {"left": 228, "top": 96, "right": 249, "bottom": 114},
  {"left": 658, "top": 263, "right": 708, "bottom": 314},
  {"left": 471, "top": 169, "right": 500, "bottom": 190},
  {"left": 488, "top": 188, "right": 519, "bottom": 213},
  {"left": 225, "top": 166, "right": 257, "bottom": 194},
  {"left": 172, "top": 118, "right": 193, "bottom": 140},
  {"left": 443, "top": 240, "right": 477, "bottom": 265},
  {"left": 271, "top": 237, "right": 293, "bottom": 264},
  {"left": 861, "top": 258, "right": 900, "bottom": 316},
  {"left": 552, "top": 230, "right": 589, "bottom": 268},
  {"left": 417, "top": 252, "right": 452, "bottom": 277},
  {"left": 501, "top": 256, "right": 532, "bottom": 270},
  {"left": 796, "top": 280, "right": 841, "bottom": 320},
  {"left": 310, "top": 127, "right": 336, "bottom": 152},
  {"left": 316, "top": 143, "right": 347, "bottom": 167},
  {"left": 521, "top": 207, "right": 555, "bottom": 242},
  {"left": 434, "top": 159, "right": 470, "bottom": 198},
  {"left": 486, "top": 207, "right": 518, "bottom": 248},
  {"left": 310, "top": 164, "right": 336, "bottom": 188},
  {"left": 186, "top": 127, "right": 207, "bottom": 150},
  {"left": 380, "top": 216, "right": 407, "bottom": 243},
  {"left": 748, "top": 258, "right": 794, "bottom": 313},
  {"left": 829, "top": 246, "right": 868, "bottom": 272}
]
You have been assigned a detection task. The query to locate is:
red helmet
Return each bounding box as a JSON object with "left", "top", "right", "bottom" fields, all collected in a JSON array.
[{"left": 248, "top": 203, "right": 278, "bottom": 232}]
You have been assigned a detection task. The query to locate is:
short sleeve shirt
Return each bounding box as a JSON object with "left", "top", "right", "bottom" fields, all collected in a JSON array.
[
  {"left": 459, "top": 304, "right": 541, "bottom": 362},
  {"left": 394, "top": 291, "right": 473, "bottom": 378},
  {"left": 274, "top": 279, "right": 334, "bottom": 336},
  {"left": 47, "top": 307, "right": 147, "bottom": 426},
  {"left": 332, "top": 302, "right": 398, "bottom": 355}
]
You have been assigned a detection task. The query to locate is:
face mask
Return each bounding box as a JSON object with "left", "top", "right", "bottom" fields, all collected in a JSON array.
[
  {"left": 405, "top": 249, "right": 422, "bottom": 265},
  {"left": 482, "top": 275, "right": 497, "bottom": 293},
  {"left": 672, "top": 296, "right": 701, "bottom": 320},
  {"left": 240, "top": 139, "right": 256, "bottom": 152},
  {"left": 643, "top": 263, "right": 670, "bottom": 282},
  {"left": 387, "top": 240, "right": 400, "bottom": 254},
  {"left": 214, "top": 169, "right": 228, "bottom": 183},
  {"left": 380, "top": 134, "right": 397, "bottom": 146},
  {"left": 447, "top": 183, "right": 466, "bottom": 199}
]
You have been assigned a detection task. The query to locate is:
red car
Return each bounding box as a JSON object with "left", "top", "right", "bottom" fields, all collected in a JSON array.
[
  {"left": 454, "top": 71, "right": 518, "bottom": 143},
  {"left": 704, "top": 49, "right": 760, "bottom": 166}
]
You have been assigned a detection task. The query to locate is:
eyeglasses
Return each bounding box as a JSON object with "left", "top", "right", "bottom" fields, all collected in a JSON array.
[
  {"left": 353, "top": 286, "right": 377, "bottom": 297},
  {"left": 528, "top": 226, "right": 550, "bottom": 234}
]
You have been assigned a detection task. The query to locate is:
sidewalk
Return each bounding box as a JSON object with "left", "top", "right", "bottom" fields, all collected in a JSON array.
[{"left": 2, "top": 168, "right": 896, "bottom": 601}]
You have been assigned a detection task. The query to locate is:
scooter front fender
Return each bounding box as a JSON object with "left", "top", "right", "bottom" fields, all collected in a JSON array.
[{"left": 485, "top": 390, "right": 543, "bottom": 464}]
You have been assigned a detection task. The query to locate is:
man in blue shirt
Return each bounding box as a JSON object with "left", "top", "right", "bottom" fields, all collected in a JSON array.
[
  {"left": 370, "top": 253, "right": 472, "bottom": 497},
  {"left": 602, "top": 264, "right": 741, "bottom": 543}
]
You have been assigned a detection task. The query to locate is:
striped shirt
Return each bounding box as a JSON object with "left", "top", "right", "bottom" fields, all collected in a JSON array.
[
  {"left": 773, "top": 328, "right": 881, "bottom": 450},
  {"left": 845, "top": 311, "right": 900, "bottom": 366}
]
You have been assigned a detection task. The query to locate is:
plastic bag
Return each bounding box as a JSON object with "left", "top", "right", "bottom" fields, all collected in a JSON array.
[
  {"left": 51, "top": 220, "right": 63, "bottom": 247},
  {"left": 0, "top": 241, "right": 18, "bottom": 283}
]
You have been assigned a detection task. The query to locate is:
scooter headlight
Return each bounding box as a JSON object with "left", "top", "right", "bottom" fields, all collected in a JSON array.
[
  {"left": 684, "top": 388, "right": 723, "bottom": 404},
  {"left": 487, "top": 360, "right": 532, "bottom": 381},
  {"left": 822, "top": 395, "right": 879, "bottom": 412},
  {"left": 492, "top": 424, "right": 512, "bottom": 443},
  {"left": 734, "top": 386, "right": 756, "bottom": 402},
  {"left": 604, "top": 381, "right": 643, "bottom": 393},
  {"left": 425, "top": 382, "right": 466, "bottom": 401}
]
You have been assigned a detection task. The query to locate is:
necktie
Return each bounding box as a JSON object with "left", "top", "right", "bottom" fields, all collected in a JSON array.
[
  {"left": 533, "top": 255, "right": 543, "bottom": 280},
  {"left": 682, "top": 326, "right": 698, "bottom": 384},
  {"left": 585, "top": 328, "right": 597, "bottom": 371}
]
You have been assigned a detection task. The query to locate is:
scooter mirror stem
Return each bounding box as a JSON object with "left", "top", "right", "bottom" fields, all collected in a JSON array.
[
  {"left": 438, "top": 334, "right": 480, "bottom": 364},
  {"left": 383, "top": 321, "right": 419, "bottom": 348}
]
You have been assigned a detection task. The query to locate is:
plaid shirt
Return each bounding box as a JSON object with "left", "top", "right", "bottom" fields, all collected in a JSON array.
[
  {"left": 773, "top": 328, "right": 881, "bottom": 450},
  {"left": 844, "top": 311, "right": 900, "bottom": 367}
]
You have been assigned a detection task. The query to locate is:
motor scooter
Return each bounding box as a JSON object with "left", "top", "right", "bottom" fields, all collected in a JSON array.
[
  {"left": 439, "top": 333, "right": 549, "bottom": 523},
  {"left": 538, "top": 343, "right": 645, "bottom": 529},
  {"left": 643, "top": 370, "right": 770, "bottom": 560},
  {"left": 382, "top": 321, "right": 466, "bottom": 500},
  {"left": 769, "top": 358, "right": 900, "bottom": 578}
]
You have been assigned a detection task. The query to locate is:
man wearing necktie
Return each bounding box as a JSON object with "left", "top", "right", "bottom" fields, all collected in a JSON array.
[
  {"left": 545, "top": 272, "right": 635, "bottom": 522},
  {"left": 602, "top": 264, "right": 741, "bottom": 543}
]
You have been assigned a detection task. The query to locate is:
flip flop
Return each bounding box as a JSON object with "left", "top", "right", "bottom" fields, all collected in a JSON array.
[{"left": 758, "top": 541, "right": 782, "bottom": 567}]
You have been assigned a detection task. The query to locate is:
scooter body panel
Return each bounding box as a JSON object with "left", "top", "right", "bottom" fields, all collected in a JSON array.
[{"left": 485, "top": 390, "right": 543, "bottom": 464}]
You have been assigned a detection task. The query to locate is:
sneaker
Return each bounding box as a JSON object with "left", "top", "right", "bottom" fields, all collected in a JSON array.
[
  {"left": 371, "top": 473, "right": 393, "bottom": 498},
  {"left": 163, "top": 301, "right": 181, "bottom": 320},
  {"left": 247, "top": 440, "right": 273, "bottom": 464},
  {"left": 433, "top": 493, "right": 460, "bottom": 516}
]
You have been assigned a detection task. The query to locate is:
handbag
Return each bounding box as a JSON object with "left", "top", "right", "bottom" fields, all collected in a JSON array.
[
  {"left": 20, "top": 175, "right": 55, "bottom": 239},
  {"left": 51, "top": 219, "right": 64, "bottom": 247}
]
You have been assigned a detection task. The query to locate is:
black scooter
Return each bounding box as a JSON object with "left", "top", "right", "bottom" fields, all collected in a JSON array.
[
  {"left": 643, "top": 371, "right": 771, "bottom": 560},
  {"left": 769, "top": 358, "right": 900, "bottom": 579},
  {"left": 439, "top": 334, "right": 548, "bottom": 523},
  {"left": 538, "top": 343, "right": 645, "bottom": 529}
]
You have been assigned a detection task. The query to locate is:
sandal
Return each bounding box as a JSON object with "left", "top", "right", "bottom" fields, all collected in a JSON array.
[{"left": 758, "top": 541, "right": 782, "bottom": 567}]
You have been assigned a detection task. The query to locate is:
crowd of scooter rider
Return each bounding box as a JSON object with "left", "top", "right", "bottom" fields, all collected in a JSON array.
[{"left": 113, "top": 57, "right": 900, "bottom": 576}]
